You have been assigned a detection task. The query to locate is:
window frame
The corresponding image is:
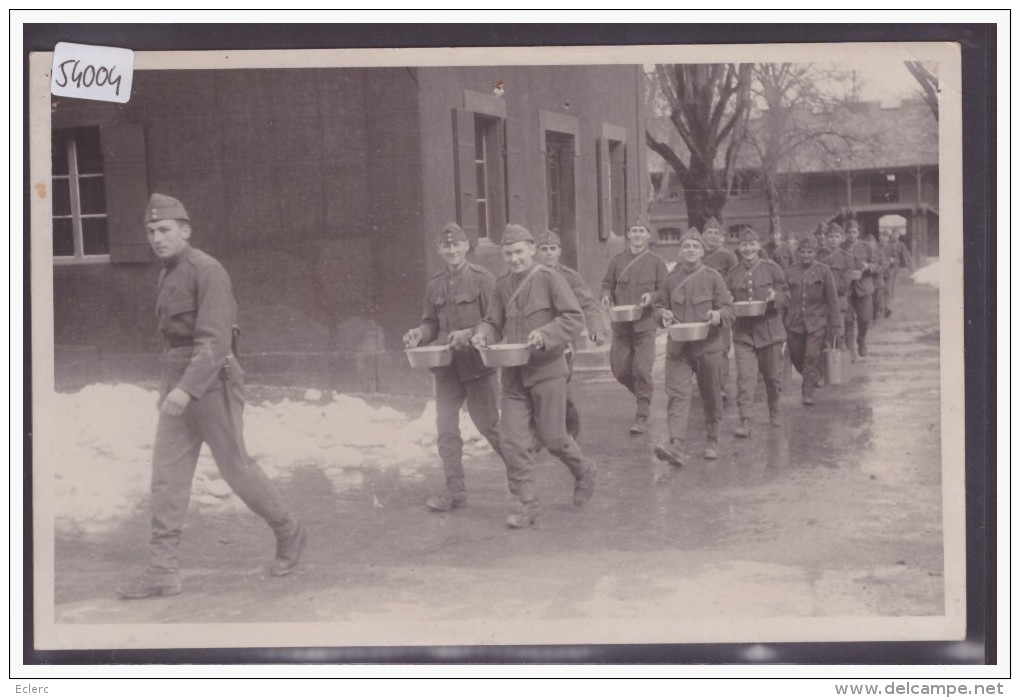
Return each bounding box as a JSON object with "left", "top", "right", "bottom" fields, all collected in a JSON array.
[
  {"left": 598, "top": 123, "right": 628, "bottom": 241},
  {"left": 52, "top": 127, "right": 111, "bottom": 265}
]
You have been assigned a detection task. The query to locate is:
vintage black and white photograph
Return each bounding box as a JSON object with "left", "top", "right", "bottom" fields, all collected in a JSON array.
[{"left": 28, "top": 40, "right": 965, "bottom": 652}]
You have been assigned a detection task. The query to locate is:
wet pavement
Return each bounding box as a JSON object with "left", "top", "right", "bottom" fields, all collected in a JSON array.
[{"left": 51, "top": 279, "right": 944, "bottom": 644}]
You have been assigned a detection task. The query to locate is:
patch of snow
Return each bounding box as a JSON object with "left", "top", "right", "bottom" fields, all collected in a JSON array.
[
  {"left": 911, "top": 257, "right": 941, "bottom": 288},
  {"left": 49, "top": 384, "right": 494, "bottom": 533}
]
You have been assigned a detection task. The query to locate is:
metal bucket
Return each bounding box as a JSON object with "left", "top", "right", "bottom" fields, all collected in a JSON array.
[
  {"left": 733, "top": 300, "right": 768, "bottom": 317},
  {"left": 822, "top": 338, "right": 849, "bottom": 385},
  {"left": 609, "top": 304, "right": 643, "bottom": 322},
  {"left": 405, "top": 345, "right": 453, "bottom": 368},
  {"left": 479, "top": 343, "right": 532, "bottom": 368},
  {"left": 666, "top": 321, "right": 711, "bottom": 342}
]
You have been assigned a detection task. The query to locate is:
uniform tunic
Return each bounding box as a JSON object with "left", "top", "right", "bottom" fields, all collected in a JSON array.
[
  {"left": 845, "top": 240, "right": 878, "bottom": 351},
  {"left": 763, "top": 241, "right": 795, "bottom": 269},
  {"left": 821, "top": 245, "right": 857, "bottom": 351},
  {"left": 415, "top": 262, "right": 503, "bottom": 488},
  {"left": 601, "top": 249, "right": 669, "bottom": 420},
  {"left": 150, "top": 245, "right": 288, "bottom": 571},
  {"left": 703, "top": 245, "right": 739, "bottom": 397},
  {"left": 478, "top": 264, "right": 589, "bottom": 504},
  {"left": 725, "top": 258, "right": 790, "bottom": 419},
  {"left": 783, "top": 261, "right": 841, "bottom": 397},
  {"left": 651, "top": 263, "right": 734, "bottom": 443}
]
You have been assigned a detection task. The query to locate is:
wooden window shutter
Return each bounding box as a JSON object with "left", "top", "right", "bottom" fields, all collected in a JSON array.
[
  {"left": 452, "top": 108, "right": 479, "bottom": 246},
  {"left": 100, "top": 122, "right": 151, "bottom": 263},
  {"left": 597, "top": 137, "right": 611, "bottom": 241}
]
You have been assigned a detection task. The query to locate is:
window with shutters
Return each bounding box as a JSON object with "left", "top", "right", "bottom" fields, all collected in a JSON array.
[
  {"left": 453, "top": 106, "right": 507, "bottom": 245},
  {"left": 597, "top": 124, "right": 628, "bottom": 241},
  {"left": 52, "top": 127, "right": 109, "bottom": 262}
]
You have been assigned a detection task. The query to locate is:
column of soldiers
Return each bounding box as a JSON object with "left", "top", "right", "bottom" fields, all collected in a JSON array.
[{"left": 120, "top": 193, "right": 911, "bottom": 598}]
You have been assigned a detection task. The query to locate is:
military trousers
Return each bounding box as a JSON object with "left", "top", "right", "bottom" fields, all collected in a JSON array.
[
  {"left": 564, "top": 351, "right": 580, "bottom": 439},
  {"left": 664, "top": 350, "right": 723, "bottom": 444},
  {"left": 786, "top": 328, "right": 826, "bottom": 398},
  {"left": 849, "top": 294, "right": 874, "bottom": 351},
  {"left": 609, "top": 326, "right": 657, "bottom": 420},
  {"left": 873, "top": 286, "right": 888, "bottom": 321},
  {"left": 149, "top": 381, "right": 289, "bottom": 571},
  {"left": 434, "top": 367, "right": 503, "bottom": 490},
  {"left": 734, "top": 340, "right": 783, "bottom": 419},
  {"left": 888, "top": 267, "right": 901, "bottom": 301},
  {"left": 499, "top": 370, "right": 589, "bottom": 505},
  {"left": 718, "top": 325, "right": 733, "bottom": 402}
]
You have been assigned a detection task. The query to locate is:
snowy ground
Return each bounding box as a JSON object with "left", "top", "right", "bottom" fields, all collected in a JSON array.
[
  {"left": 911, "top": 257, "right": 941, "bottom": 287},
  {"left": 49, "top": 384, "right": 486, "bottom": 533}
]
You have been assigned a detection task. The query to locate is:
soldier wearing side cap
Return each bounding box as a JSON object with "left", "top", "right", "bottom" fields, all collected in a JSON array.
[
  {"left": 782, "top": 236, "right": 843, "bottom": 405},
  {"left": 116, "top": 194, "right": 306, "bottom": 600},
  {"left": 403, "top": 222, "right": 506, "bottom": 513},
  {"left": 536, "top": 229, "right": 608, "bottom": 440},
  {"left": 701, "top": 217, "right": 738, "bottom": 409},
  {"left": 843, "top": 220, "right": 880, "bottom": 357},
  {"left": 763, "top": 226, "right": 795, "bottom": 269},
  {"left": 725, "top": 227, "right": 790, "bottom": 436},
  {"left": 471, "top": 224, "right": 596, "bottom": 529},
  {"left": 600, "top": 216, "right": 669, "bottom": 436},
  {"left": 650, "top": 227, "right": 734, "bottom": 464},
  {"left": 820, "top": 222, "right": 857, "bottom": 357}
]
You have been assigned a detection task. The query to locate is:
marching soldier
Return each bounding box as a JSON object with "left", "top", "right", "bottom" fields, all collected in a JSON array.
[
  {"left": 650, "top": 228, "right": 734, "bottom": 464},
  {"left": 600, "top": 217, "right": 669, "bottom": 436},
  {"left": 843, "top": 221, "right": 881, "bottom": 357},
  {"left": 867, "top": 233, "right": 891, "bottom": 323},
  {"left": 536, "top": 229, "right": 608, "bottom": 439},
  {"left": 403, "top": 222, "right": 506, "bottom": 512},
  {"left": 725, "top": 227, "right": 790, "bottom": 436},
  {"left": 472, "top": 224, "right": 596, "bottom": 529},
  {"left": 116, "top": 194, "right": 305, "bottom": 600},
  {"left": 763, "top": 226, "right": 795, "bottom": 269},
  {"left": 886, "top": 230, "right": 915, "bottom": 303},
  {"left": 820, "top": 223, "right": 857, "bottom": 355},
  {"left": 702, "top": 217, "right": 738, "bottom": 408},
  {"left": 782, "top": 237, "right": 843, "bottom": 405}
]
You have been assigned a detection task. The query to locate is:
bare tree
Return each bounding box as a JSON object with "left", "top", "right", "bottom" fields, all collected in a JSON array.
[
  {"left": 742, "top": 63, "right": 878, "bottom": 236},
  {"left": 905, "top": 61, "right": 939, "bottom": 121},
  {"left": 644, "top": 63, "right": 753, "bottom": 231}
]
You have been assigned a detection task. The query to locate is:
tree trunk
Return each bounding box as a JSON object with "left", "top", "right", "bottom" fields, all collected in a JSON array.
[{"left": 764, "top": 176, "right": 782, "bottom": 235}]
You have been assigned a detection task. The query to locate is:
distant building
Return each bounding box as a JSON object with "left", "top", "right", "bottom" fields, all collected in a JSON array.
[
  {"left": 647, "top": 98, "right": 938, "bottom": 260},
  {"left": 49, "top": 66, "right": 646, "bottom": 392}
]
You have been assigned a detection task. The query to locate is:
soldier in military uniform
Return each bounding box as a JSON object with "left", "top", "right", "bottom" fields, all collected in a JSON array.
[
  {"left": 843, "top": 221, "right": 881, "bottom": 357},
  {"left": 600, "top": 217, "right": 669, "bottom": 435},
  {"left": 116, "top": 194, "right": 306, "bottom": 600},
  {"left": 782, "top": 236, "right": 843, "bottom": 405},
  {"left": 763, "top": 226, "right": 795, "bottom": 269},
  {"left": 867, "top": 233, "right": 891, "bottom": 323},
  {"left": 403, "top": 222, "right": 505, "bottom": 512},
  {"left": 885, "top": 230, "right": 915, "bottom": 306},
  {"left": 820, "top": 223, "right": 857, "bottom": 356},
  {"left": 471, "top": 224, "right": 596, "bottom": 529},
  {"left": 650, "top": 228, "right": 734, "bottom": 464},
  {"left": 701, "top": 217, "right": 738, "bottom": 409},
  {"left": 725, "top": 228, "right": 790, "bottom": 436},
  {"left": 536, "top": 229, "right": 608, "bottom": 439}
]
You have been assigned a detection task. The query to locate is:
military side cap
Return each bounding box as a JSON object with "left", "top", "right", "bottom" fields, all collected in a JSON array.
[
  {"left": 703, "top": 216, "right": 722, "bottom": 233},
  {"left": 827, "top": 222, "right": 845, "bottom": 236},
  {"left": 503, "top": 223, "right": 534, "bottom": 244},
  {"left": 438, "top": 222, "right": 468, "bottom": 244},
  {"left": 739, "top": 227, "right": 760, "bottom": 243},
  {"left": 797, "top": 236, "right": 819, "bottom": 251},
  {"left": 536, "top": 229, "right": 562, "bottom": 247},
  {"left": 627, "top": 215, "right": 651, "bottom": 231},
  {"left": 678, "top": 227, "right": 704, "bottom": 246},
  {"left": 146, "top": 193, "right": 189, "bottom": 223}
]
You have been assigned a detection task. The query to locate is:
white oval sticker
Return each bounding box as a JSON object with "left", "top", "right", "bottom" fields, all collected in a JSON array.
[{"left": 50, "top": 42, "right": 134, "bottom": 104}]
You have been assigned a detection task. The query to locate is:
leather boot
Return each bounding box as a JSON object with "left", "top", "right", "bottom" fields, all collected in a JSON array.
[
  {"left": 115, "top": 566, "right": 182, "bottom": 600},
  {"left": 270, "top": 517, "right": 307, "bottom": 577}
]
